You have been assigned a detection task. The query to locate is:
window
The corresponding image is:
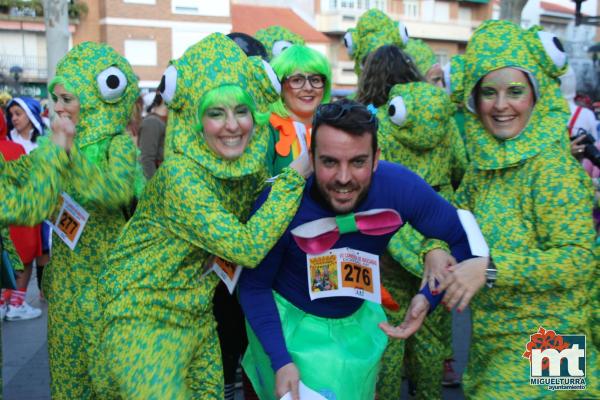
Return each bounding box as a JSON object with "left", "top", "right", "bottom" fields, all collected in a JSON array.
[
  {"left": 458, "top": 6, "right": 471, "bottom": 24},
  {"left": 324, "top": 0, "right": 385, "bottom": 12},
  {"left": 434, "top": 1, "right": 449, "bottom": 22},
  {"left": 124, "top": 40, "right": 157, "bottom": 66},
  {"left": 404, "top": 0, "right": 419, "bottom": 19},
  {"left": 171, "top": 0, "right": 229, "bottom": 16},
  {"left": 124, "top": 0, "right": 155, "bottom": 5}
]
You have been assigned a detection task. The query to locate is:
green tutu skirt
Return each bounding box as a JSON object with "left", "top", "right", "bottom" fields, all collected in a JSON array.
[{"left": 243, "top": 292, "right": 388, "bottom": 400}]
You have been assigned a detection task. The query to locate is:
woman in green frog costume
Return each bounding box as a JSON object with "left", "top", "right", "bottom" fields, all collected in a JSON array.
[
  {"left": 437, "top": 20, "right": 599, "bottom": 398},
  {"left": 97, "top": 33, "right": 308, "bottom": 399},
  {"left": 254, "top": 25, "right": 305, "bottom": 61},
  {"left": 43, "top": 42, "right": 141, "bottom": 399},
  {"left": 375, "top": 81, "right": 464, "bottom": 400},
  {"left": 344, "top": 8, "right": 409, "bottom": 77}
]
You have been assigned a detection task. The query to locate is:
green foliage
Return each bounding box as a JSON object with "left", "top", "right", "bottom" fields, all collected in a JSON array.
[{"left": 0, "top": 0, "right": 88, "bottom": 20}]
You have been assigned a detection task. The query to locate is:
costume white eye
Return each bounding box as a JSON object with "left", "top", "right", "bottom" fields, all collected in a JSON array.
[
  {"left": 158, "top": 65, "right": 177, "bottom": 104},
  {"left": 343, "top": 31, "right": 354, "bottom": 57},
  {"left": 96, "top": 66, "right": 127, "bottom": 102},
  {"left": 262, "top": 60, "right": 281, "bottom": 95},
  {"left": 272, "top": 40, "right": 293, "bottom": 58},
  {"left": 388, "top": 96, "right": 407, "bottom": 126},
  {"left": 398, "top": 22, "right": 409, "bottom": 46},
  {"left": 537, "top": 31, "right": 567, "bottom": 70}
]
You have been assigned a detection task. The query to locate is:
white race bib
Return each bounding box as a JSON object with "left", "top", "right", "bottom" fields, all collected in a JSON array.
[
  {"left": 306, "top": 248, "right": 381, "bottom": 304},
  {"left": 211, "top": 257, "right": 242, "bottom": 294},
  {"left": 51, "top": 192, "right": 89, "bottom": 250}
]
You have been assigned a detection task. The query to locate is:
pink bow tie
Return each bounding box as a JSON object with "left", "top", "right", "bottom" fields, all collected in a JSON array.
[{"left": 291, "top": 208, "right": 403, "bottom": 254}]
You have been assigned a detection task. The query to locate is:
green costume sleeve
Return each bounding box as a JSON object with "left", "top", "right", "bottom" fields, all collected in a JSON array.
[
  {"left": 1, "top": 227, "right": 24, "bottom": 272},
  {"left": 164, "top": 166, "right": 305, "bottom": 267},
  {"left": 493, "top": 156, "right": 595, "bottom": 292},
  {"left": 67, "top": 134, "right": 137, "bottom": 209},
  {"left": 0, "top": 140, "right": 68, "bottom": 225}
]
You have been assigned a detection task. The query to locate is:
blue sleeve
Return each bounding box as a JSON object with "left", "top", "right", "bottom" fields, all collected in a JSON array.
[
  {"left": 395, "top": 171, "right": 472, "bottom": 262},
  {"left": 238, "top": 228, "right": 293, "bottom": 372}
]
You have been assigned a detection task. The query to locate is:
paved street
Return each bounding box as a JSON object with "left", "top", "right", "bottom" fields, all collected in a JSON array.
[{"left": 2, "top": 274, "right": 469, "bottom": 399}]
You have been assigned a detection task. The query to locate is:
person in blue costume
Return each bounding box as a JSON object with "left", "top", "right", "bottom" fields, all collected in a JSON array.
[{"left": 239, "top": 99, "right": 486, "bottom": 400}]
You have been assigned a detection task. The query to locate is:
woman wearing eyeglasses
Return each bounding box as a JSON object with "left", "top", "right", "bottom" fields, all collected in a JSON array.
[{"left": 267, "top": 45, "right": 332, "bottom": 176}]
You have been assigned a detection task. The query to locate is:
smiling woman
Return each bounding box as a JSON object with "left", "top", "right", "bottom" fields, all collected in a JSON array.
[
  {"left": 475, "top": 68, "right": 535, "bottom": 140},
  {"left": 266, "top": 45, "right": 332, "bottom": 176}
]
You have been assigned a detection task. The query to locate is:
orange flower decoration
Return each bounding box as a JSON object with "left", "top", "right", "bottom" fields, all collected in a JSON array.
[{"left": 523, "top": 327, "right": 570, "bottom": 370}]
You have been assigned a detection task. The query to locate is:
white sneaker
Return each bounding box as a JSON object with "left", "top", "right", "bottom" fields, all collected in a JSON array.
[{"left": 5, "top": 302, "right": 42, "bottom": 321}]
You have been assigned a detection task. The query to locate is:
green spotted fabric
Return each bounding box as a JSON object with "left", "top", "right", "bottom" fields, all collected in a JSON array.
[
  {"left": 455, "top": 20, "right": 599, "bottom": 398},
  {"left": 405, "top": 39, "right": 438, "bottom": 77},
  {"left": 255, "top": 25, "right": 305, "bottom": 60},
  {"left": 349, "top": 9, "right": 407, "bottom": 76},
  {"left": 97, "top": 33, "right": 305, "bottom": 399},
  {"left": 376, "top": 82, "right": 464, "bottom": 399},
  {"left": 42, "top": 42, "right": 140, "bottom": 399},
  {"left": 0, "top": 139, "right": 70, "bottom": 400},
  {"left": 462, "top": 20, "right": 570, "bottom": 171},
  {"left": 164, "top": 33, "right": 280, "bottom": 180}
]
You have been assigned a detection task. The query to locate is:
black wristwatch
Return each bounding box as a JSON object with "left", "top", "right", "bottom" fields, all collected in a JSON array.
[{"left": 485, "top": 257, "right": 497, "bottom": 289}]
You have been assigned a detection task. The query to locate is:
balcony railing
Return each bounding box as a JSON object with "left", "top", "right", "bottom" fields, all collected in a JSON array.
[{"left": 0, "top": 54, "right": 48, "bottom": 80}]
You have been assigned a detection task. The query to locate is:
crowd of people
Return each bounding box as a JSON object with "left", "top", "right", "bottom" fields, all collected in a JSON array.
[{"left": 0, "top": 8, "right": 598, "bottom": 400}]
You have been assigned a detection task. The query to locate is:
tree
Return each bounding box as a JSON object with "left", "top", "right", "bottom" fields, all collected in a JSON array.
[
  {"left": 43, "top": 0, "right": 69, "bottom": 92},
  {"left": 499, "top": 0, "right": 529, "bottom": 24}
]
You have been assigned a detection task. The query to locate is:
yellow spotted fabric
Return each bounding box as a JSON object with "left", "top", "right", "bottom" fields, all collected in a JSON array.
[
  {"left": 405, "top": 39, "right": 438, "bottom": 77},
  {"left": 0, "top": 140, "right": 70, "bottom": 400},
  {"left": 254, "top": 25, "right": 305, "bottom": 60},
  {"left": 456, "top": 20, "right": 599, "bottom": 399},
  {"left": 349, "top": 9, "right": 406, "bottom": 76},
  {"left": 376, "top": 82, "right": 464, "bottom": 399},
  {"left": 97, "top": 33, "right": 305, "bottom": 399},
  {"left": 41, "top": 42, "right": 140, "bottom": 400}
]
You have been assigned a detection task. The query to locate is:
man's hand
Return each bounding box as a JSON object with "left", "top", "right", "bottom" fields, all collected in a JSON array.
[
  {"left": 275, "top": 362, "right": 300, "bottom": 400},
  {"left": 50, "top": 115, "right": 76, "bottom": 152},
  {"left": 423, "top": 248, "right": 456, "bottom": 293},
  {"left": 437, "top": 257, "right": 488, "bottom": 312},
  {"left": 379, "top": 293, "right": 429, "bottom": 339}
]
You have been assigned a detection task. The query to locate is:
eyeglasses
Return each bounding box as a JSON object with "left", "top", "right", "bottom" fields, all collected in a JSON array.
[
  {"left": 314, "top": 102, "right": 377, "bottom": 125},
  {"left": 284, "top": 74, "right": 326, "bottom": 89}
]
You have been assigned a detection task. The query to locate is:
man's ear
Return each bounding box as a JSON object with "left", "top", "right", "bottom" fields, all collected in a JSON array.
[{"left": 372, "top": 147, "right": 381, "bottom": 172}]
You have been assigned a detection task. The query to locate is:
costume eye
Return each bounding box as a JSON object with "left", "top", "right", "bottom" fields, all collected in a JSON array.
[
  {"left": 96, "top": 66, "right": 127, "bottom": 102},
  {"left": 262, "top": 60, "right": 281, "bottom": 95},
  {"left": 537, "top": 31, "right": 567, "bottom": 70},
  {"left": 388, "top": 96, "right": 407, "bottom": 126},
  {"left": 158, "top": 65, "right": 177, "bottom": 104},
  {"left": 343, "top": 31, "right": 354, "bottom": 57},
  {"left": 398, "top": 22, "right": 409, "bottom": 46},
  {"left": 272, "top": 40, "right": 293, "bottom": 58}
]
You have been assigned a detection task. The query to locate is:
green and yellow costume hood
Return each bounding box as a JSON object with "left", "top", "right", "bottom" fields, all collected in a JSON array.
[
  {"left": 379, "top": 82, "right": 456, "bottom": 153},
  {"left": 443, "top": 54, "right": 465, "bottom": 106},
  {"left": 159, "top": 32, "right": 281, "bottom": 179},
  {"left": 255, "top": 25, "right": 305, "bottom": 61},
  {"left": 459, "top": 20, "right": 569, "bottom": 170},
  {"left": 49, "top": 42, "right": 139, "bottom": 160},
  {"left": 344, "top": 9, "right": 409, "bottom": 76},
  {"left": 405, "top": 39, "right": 438, "bottom": 77}
]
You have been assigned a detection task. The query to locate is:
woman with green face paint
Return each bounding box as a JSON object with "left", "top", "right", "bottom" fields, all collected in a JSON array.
[
  {"left": 431, "top": 20, "right": 599, "bottom": 399},
  {"left": 42, "top": 42, "right": 142, "bottom": 400},
  {"left": 97, "top": 33, "right": 309, "bottom": 399}
]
